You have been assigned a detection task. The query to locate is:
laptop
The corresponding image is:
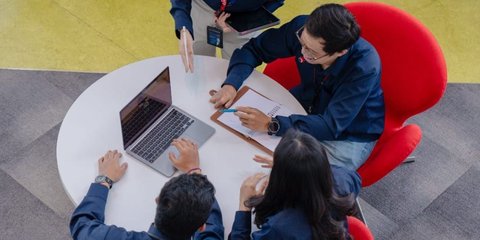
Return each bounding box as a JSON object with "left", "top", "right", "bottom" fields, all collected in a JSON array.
[
  {"left": 226, "top": 7, "right": 280, "bottom": 35},
  {"left": 119, "top": 67, "right": 215, "bottom": 177}
]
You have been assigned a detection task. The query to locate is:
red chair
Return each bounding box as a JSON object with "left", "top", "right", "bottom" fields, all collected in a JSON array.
[
  {"left": 347, "top": 216, "right": 374, "bottom": 240},
  {"left": 264, "top": 2, "right": 447, "bottom": 187}
]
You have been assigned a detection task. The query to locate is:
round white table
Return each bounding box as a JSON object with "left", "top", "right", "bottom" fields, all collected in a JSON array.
[{"left": 57, "top": 55, "right": 306, "bottom": 235}]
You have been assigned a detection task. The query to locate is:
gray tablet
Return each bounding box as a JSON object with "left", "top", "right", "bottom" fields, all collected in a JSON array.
[{"left": 226, "top": 7, "right": 280, "bottom": 35}]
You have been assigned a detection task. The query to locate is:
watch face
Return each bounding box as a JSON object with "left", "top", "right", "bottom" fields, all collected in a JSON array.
[{"left": 95, "top": 176, "right": 106, "bottom": 182}]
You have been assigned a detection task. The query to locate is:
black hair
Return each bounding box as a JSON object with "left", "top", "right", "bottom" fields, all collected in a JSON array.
[
  {"left": 154, "top": 173, "right": 215, "bottom": 240},
  {"left": 305, "top": 3, "right": 360, "bottom": 54},
  {"left": 249, "top": 129, "right": 355, "bottom": 240}
]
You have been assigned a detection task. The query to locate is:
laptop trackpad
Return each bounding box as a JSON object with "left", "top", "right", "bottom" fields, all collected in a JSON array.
[{"left": 154, "top": 145, "right": 177, "bottom": 177}]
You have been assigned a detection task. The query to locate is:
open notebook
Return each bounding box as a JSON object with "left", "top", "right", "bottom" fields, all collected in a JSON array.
[{"left": 211, "top": 86, "right": 294, "bottom": 155}]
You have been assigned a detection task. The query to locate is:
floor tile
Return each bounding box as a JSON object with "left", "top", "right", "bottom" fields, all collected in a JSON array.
[
  {"left": 0, "top": 169, "right": 71, "bottom": 239},
  {"left": 0, "top": 69, "right": 73, "bottom": 162},
  {"left": 361, "top": 136, "right": 469, "bottom": 223},
  {"left": 44, "top": 70, "right": 104, "bottom": 100},
  {"left": 410, "top": 84, "right": 480, "bottom": 164},
  {"left": 387, "top": 164, "right": 480, "bottom": 240},
  {"left": 0, "top": 124, "right": 74, "bottom": 219},
  {"left": 358, "top": 198, "right": 399, "bottom": 240}
]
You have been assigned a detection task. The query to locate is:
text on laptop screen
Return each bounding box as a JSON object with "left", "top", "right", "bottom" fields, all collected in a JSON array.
[{"left": 120, "top": 68, "right": 172, "bottom": 148}]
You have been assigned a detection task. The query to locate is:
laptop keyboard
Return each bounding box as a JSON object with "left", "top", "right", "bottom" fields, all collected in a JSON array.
[
  {"left": 122, "top": 98, "right": 166, "bottom": 145},
  {"left": 131, "top": 109, "right": 194, "bottom": 163}
]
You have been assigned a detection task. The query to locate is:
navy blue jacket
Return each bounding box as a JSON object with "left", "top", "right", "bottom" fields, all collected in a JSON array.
[
  {"left": 228, "top": 165, "right": 361, "bottom": 239},
  {"left": 70, "top": 183, "right": 224, "bottom": 240},
  {"left": 170, "top": 0, "right": 284, "bottom": 38},
  {"left": 224, "top": 16, "right": 385, "bottom": 142}
]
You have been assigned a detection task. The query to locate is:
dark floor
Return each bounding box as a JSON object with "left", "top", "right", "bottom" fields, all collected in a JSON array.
[{"left": 0, "top": 69, "right": 479, "bottom": 240}]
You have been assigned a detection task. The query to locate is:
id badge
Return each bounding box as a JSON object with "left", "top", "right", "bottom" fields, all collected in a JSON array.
[{"left": 207, "top": 25, "right": 223, "bottom": 48}]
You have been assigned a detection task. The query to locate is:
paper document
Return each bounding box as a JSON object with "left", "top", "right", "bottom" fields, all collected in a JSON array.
[{"left": 217, "top": 88, "right": 294, "bottom": 152}]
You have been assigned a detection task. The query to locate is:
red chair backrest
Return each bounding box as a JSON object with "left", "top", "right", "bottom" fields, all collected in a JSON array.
[
  {"left": 345, "top": 2, "right": 447, "bottom": 134},
  {"left": 263, "top": 57, "right": 301, "bottom": 90},
  {"left": 347, "top": 216, "right": 374, "bottom": 240}
]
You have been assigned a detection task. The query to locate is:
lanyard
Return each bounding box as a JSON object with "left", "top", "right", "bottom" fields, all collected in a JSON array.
[{"left": 220, "top": 0, "right": 227, "bottom": 12}]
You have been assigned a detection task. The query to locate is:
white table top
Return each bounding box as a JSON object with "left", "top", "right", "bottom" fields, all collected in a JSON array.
[{"left": 57, "top": 55, "right": 306, "bottom": 235}]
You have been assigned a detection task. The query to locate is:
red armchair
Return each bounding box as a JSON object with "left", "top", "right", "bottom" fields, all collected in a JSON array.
[{"left": 263, "top": 2, "right": 447, "bottom": 187}]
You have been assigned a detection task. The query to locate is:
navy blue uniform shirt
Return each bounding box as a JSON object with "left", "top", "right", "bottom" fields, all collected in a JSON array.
[
  {"left": 229, "top": 165, "right": 360, "bottom": 239},
  {"left": 70, "top": 183, "right": 224, "bottom": 240},
  {"left": 170, "top": 0, "right": 284, "bottom": 38},
  {"left": 224, "top": 16, "right": 385, "bottom": 142}
]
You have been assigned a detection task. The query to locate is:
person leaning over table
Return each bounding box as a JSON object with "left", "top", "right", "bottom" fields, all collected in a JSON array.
[
  {"left": 70, "top": 138, "right": 224, "bottom": 240},
  {"left": 170, "top": 0, "right": 284, "bottom": 72},
  {"left": 229, "top": 129, "right": 362, "bottom": 239},
  {"left": 210, "top": 3, "right": 385, "bottom": 171}
]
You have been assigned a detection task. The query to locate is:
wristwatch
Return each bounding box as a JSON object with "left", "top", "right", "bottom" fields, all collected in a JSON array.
[
  {"left": 267, "top": 117, "right": 280, "bottom": 136},
  {"left": 95, "top": 175, "right": 114, "bottom": 189}
]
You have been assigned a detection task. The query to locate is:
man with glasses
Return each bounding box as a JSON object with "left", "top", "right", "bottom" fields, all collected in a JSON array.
[{"left": 210, "top": 3, "right": 384, "bottom": 170}]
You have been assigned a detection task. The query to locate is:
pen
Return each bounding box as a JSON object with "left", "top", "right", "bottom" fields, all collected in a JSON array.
[
  {"left": 182, "top": 26, "right": 190, "bottom": 71},
  {"left": 220, "top": 108, "right": 237, "bottom": 113}
]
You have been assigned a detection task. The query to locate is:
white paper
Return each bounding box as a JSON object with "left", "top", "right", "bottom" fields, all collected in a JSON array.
[{"left": 217, "top": 89, "right": 294, "bottom": 152}]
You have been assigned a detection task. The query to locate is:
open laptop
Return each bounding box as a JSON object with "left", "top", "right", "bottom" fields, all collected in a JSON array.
[{"left": 120, "top": 67, "right": 215, "bottom": 177}]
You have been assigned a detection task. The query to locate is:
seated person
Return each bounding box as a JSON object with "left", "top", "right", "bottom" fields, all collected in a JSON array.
[
  {"left": 70, "top": 138, "right": 224, "bottom": 240},
  {"left": 229, "top": 129, "right": 361, "bottom": 239},
  {"left": 210, "top": 3, "right": 385, "bottom": 170}
]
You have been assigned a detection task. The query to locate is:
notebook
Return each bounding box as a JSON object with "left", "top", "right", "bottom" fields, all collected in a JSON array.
[
  {"left": 226, "top": 7, "right": 280, "bottom": 35},
  {"left": 211, "top": 86, "right": 294, "bottom": 155},
  {"left": 120, "top": 67, "right": 215, "bottom": 177}
]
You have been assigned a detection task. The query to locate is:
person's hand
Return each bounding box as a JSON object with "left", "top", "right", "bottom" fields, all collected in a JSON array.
[
  {"left": 98, "top": 150, "right": 128, "bottom": 183},
  {"left": 179, "top": 28, "right": 194, "bottom": 73},
  {"left": 168, "top": 138, "right": 200, "bottom": 173},
  {"left": 234, "top": 106, "right": 271, "bottom": 132},
  {"left": 214, "top": 12, "right": 232, "bottom": 32},
  {"left": 253, "top": 155, "right": 273, "bottom": 168},
  {"left": 239, "top": 173, "right": 268, "bottom": 211},
  {"left": 209, "top": 85, "right": 237, "bottom": 109}
]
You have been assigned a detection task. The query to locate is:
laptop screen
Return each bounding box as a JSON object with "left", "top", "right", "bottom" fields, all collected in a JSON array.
[{"left": 120, "top": 67, "right": 172, "bottom": 148}]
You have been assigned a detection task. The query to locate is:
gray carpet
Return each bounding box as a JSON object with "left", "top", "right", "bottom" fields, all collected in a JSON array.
[{"left": 0, "top": 69, "right": 478, "bottom": 239}]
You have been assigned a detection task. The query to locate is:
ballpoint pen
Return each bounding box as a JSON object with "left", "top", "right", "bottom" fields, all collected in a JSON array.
[
  {"left": 220, "top": 108, "right": 237, "bottom": 113},
  {"left": 182, "top": 26, "right": 190, "bottom": 72}
]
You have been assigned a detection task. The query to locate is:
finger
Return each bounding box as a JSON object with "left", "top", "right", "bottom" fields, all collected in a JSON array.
[
  {"left": 186, "top": 47, "right": 194, "bottom": 73},
  {"left": 209, "top": 89, "right": 218, "bottom": 97},
  {"left": 168, "top": 152, "right": 177, "bottom": 163},
  {"left": 121, "top": 162, "right": 128, "bottom": 171},
  {"left": 210, "top": 91, "right": 220, "bottom": 103},
  {"left": 179, "top": 46, "right": 188, "bottom": 72},
  {"left": 224, "top": 97, "right": 234, "bottom": 108},
  {"left": 98, "top": 157, "right": 104, "bottom": 164},
  {"left": 259, "top": 178, "right": 269, "bottom": 193},
  {"left": 253, "top": 155, "right": 273, "bottom": 164},
  {"left": 214, "top": 97, "right": 226, "bottom": 109}
]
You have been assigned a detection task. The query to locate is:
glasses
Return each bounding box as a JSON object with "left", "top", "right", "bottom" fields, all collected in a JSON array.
[{"left": 295, "top": 26, "right": 329, "bottom": 61}]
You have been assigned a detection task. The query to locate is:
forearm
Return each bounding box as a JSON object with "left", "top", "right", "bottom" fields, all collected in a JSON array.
[
  {"left": 195, "top": 199, "right": 224, "bottom": 239},
  {"left": 170, "top": 0, "right": 194, "bottom": 39},
  {"left": 224, "top": 17, "right": 304, "bottom": 89},
  {"left": 263, "top": 0, "right": 285, "bottom": 13},
  {"left": 70, "top": 183, "right": 109, "bottom": 238},
  {"left": 275, "top": 114, "right": 336, "bottom": 140},
  {"left": 228, "top": 211, "right": 252, "bottom": 240}
]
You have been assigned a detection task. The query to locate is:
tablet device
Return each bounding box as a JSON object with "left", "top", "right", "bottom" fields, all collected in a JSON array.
[{"left": 226, "top": 7, "right": 280, "bottom": 35}]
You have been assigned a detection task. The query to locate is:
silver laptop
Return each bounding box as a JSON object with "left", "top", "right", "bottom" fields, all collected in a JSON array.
[{"left": 120, "top": 67, "right": 215, "bottom": 177}]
